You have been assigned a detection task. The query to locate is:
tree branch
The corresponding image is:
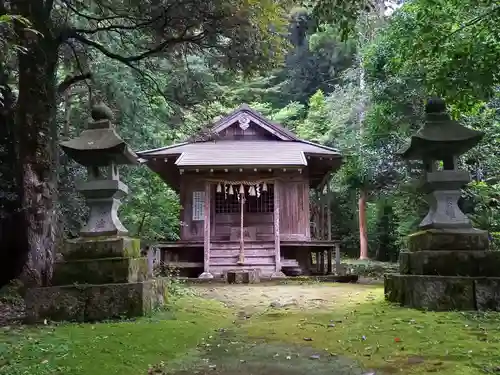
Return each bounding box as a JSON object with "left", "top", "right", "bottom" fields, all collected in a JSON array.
[
  {"left": 57, "top": 72, "right": 92, "bottom": 94},
  {"left": 433, "top": 4, "right": 500, "bottom": 52},
  {"left": 69, "top": 28, "right": 205, "bottom": 63}
]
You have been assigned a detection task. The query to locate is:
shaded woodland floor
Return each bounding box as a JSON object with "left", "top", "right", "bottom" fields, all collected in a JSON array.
[{"left": 1, "top": 282, "right": 500, "bottom": 375}]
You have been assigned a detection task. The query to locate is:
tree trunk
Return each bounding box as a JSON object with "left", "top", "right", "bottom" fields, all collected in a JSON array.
[
  {"left": 0, "top": 59, "right": 30, "bottom": 289},
  {"left": 13, "top": 0, "right": 60, "bottom": 287},
  {"left": 358, "top": 189, "right": 369, "bottom": 260}
]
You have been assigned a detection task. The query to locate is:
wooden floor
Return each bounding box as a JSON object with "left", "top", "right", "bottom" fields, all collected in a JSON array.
[{"left": 154, "top": 239, "right": 339, "bottom": 249}]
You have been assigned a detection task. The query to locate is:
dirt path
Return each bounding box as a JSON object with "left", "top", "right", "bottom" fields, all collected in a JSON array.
[
  {"left": 191, "top": 283, "right": 380, "bottom": 312},
  {"left": 165, "top": 283, "right": 379, "bottom": 375}
]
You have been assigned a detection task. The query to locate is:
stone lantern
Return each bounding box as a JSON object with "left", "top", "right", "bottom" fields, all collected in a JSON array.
[
  {"left": 384, "top": 97, "right": 500, "bottom": 311},
  {"left": 60, "top": 103, "right": 137, "bottom": 237},
  {"left": 400, "top": 97, "right": 483, "bottom": 230},
  {"left": 24, "top": 103, "right": 167, "bottom": 323}
]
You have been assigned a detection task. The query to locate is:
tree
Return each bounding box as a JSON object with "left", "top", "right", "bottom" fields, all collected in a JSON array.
[{"left": 1, "top": 0, "right": 293, "bottom": 288}]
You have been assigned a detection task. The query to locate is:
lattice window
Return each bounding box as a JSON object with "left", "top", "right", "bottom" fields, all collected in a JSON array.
[
  {"left": 214, "top": 184, "right": 275, "bottom": 214},
  {"left": 246, "top": 184, "right": 274, "bottom": 213},
  {"left": 215, "top": 190, "right": 240, "bottom": 213},
  {"left": 192, "top": 191, "right": 205, "bottom": 221}
]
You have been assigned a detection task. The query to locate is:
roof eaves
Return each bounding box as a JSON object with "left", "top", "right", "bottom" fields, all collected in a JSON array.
[
  {"left": 174, "top": 153, "right": 187, "bottom": 165},
  {"left": 138, "top": 142, "right": 189, "bottom": 156},
  {"left": 299, "top": 139, "right": 341, "bottom": 154},
  {"left": 299, "top": 151, "right": 308, "bottom": 166}
]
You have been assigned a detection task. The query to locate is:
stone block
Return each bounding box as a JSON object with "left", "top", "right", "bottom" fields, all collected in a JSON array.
[
  {"left": 384, "top": 274, "right": 476, "bottom": 311},
  {"left": 406, "top": 250, "right": 500, "bottom": 277},
  {"left": 475, "top": 278, "right": 500, "bottom": 311},
  {"left": 25, "top": 278, "right": 168, "bottom": 323},
  {"left": 64, "top": 236, "right": 141, "bottom": 260},
  {"left": 399, "top": 251, "right": 410, "bottom": 274},
  {"left": 408, "top": 228, "right": 489, "bottom": 252},
  {"left": 227, "top": 269, "right": 260, "bottom": 284},
  {"left": 52, "top": 257, "right": 148, "bottom": 285}
]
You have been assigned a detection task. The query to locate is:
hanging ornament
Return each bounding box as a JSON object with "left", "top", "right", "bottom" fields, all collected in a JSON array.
[
  {"left": 249, "top": 185, "right": 256, "bottom": 196},
  {"left": 256, "top": 184, "right": 261, "bottom": 198},
  {"left": 262, "top": 182, "right": 268, "bottom": 192},
  {"left": 239, "top": 184, "right": 244, "bottom": 194},
  {"left": 216, "top": 182, "right": 222, "bottom": 193},
  {"left": 229, "top": 185, "right": 234, "bottom": 195}
]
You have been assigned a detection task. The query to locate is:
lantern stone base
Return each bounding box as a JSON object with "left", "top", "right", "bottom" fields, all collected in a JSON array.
[
  {"left": 384, "top": 274, "right": 500, "bottom": 311},
  {"left": 23, "top": 235, "right": 167, "bottom": 323},
  {"left": 399, "top": 250, "right": 500, "bottom": 277},
  {"left": 51, "top": 257, "right": 149, "bottom": 285},
  {"left": 385, "top": 228, "right": 498, "bottom": 311},
  {"left": 63, "top": 236, "right": 141, "bottom": 260},
  {"left": 407, "top": 228, "right": 489, "bottom": 252},
  {"left": 25, "top": 279, "right": 168, "bottom": 323}
]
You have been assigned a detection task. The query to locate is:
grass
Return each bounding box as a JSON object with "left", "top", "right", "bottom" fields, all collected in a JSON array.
[
  {"left": 0, "top": 296, "right": 231, "bottom": 375},
  {"left": 1, "top": 283, "right": 500, "bottom": 375},
  {"left": 239, "top": 285, "right": 500, "bottom": 375}
]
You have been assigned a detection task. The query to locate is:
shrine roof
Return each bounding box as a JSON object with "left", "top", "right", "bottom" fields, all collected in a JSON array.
[
  {"left": 137, "top": 104, "right": 341, "bottom": 168},
  {"left": 139, "top": 140, "right": 339, "bottom": 167}
]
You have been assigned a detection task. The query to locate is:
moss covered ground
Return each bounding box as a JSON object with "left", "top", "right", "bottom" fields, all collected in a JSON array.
[{"left": 1, "top": 283, "right": 500, "bottom": 375}]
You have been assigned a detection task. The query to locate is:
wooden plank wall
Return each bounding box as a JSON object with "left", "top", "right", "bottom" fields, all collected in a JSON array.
[
  {"left": 279, "top": 175, "right": 311, "bottom": 241},
  {"left": 218, "top": 123, "right": 276, "bottom": 140},
  {"left": 180, "top": 173, "right": 310, "bottom": 242}
]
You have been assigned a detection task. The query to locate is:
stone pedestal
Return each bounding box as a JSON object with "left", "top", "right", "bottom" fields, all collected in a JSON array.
[
  {"left": 384, "top": 229, "right": 500, "bottom": 311},
  {"left": 227, "top": 269, "right": 260, "bottom": 284},
  {"left": 25, "top": 236, "right": 168, "bottom": 323}
]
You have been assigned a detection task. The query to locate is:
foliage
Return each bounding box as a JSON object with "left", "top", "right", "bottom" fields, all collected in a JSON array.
[{"left": 341, "top": 258, "right": 398, "bottom": 277}]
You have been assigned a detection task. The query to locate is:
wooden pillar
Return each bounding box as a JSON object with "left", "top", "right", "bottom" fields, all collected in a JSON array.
[
  {"left": 273, "top": 179, "right": 282, "bottom": 275},
  {"left": 335, "top": 242, "right": 341, "bottom": 274},
  {"left": 238, "top": 192, "right": 245, "bottom": 264},
  {"left": 199, "top": 181, "right": 213, "bottom": 278},
  {"left": 327, "top": 248, "right": 333, "bottom": 274},
  {"left": 326, "top": 180, "right": 332, "bottom": 241}
]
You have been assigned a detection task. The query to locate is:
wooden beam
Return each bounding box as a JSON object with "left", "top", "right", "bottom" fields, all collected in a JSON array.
[
  {"left": 199, "top": 181, "right": 213, "bottom": 278},
  {"left": 273, "top": 179, "right": 281, "bottom": 275},
  {"left": 335, "top": 242, "right": 341, "bottom": 273},
  {"left": 327, "top": 181, "right": 332, "bottom": 241}
]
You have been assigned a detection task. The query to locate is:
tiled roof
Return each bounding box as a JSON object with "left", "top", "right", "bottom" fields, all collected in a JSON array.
[{"left": 139, "top": 140, "right": 340, "bottom": 167}]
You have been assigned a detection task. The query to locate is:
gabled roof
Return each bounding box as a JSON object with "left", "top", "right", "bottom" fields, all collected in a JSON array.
[
  {"left": 205, "top": 104, "right": 299, "bottom": 141},
  {"left": 138, "top": 105, "right": 341, "bottom": 168}
]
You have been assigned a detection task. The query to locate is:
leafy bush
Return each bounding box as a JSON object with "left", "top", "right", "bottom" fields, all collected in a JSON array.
[{"left": 342, "top": 259, "right": 398, "bottom": 278}]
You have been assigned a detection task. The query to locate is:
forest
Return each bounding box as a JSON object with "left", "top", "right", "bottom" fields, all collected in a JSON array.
[{"left": 1, "top": 0, "right": 499, "bottom": 289}]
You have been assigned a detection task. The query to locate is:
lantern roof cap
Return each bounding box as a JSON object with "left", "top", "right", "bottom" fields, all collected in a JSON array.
[
  {"left": 400, "top": 97, "right": 484, "bottom": 161},
  {"left": 60, "top": 103, "right": 137, "bottom": 166}
]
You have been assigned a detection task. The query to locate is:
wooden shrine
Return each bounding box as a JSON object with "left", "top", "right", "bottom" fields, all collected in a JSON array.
[{"left": 138, "top": 104, "right": 343, "bottom": 278}]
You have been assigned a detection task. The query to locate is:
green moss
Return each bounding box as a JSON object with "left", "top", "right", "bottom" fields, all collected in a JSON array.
[
  {"left": 52, "top": 257, "right": 148, "bottom": 285},
  {"left": 11, "top": 284, "right": 500, "bottom": 375},
  {"left": 0, "top": 297, "right": 230, "bottom": 375},
  {"left": 238, "top": 286, "right": 500, "bottom": 375},
  {"left": 64, "top": 236, "right": 141, "bottom": 260}
]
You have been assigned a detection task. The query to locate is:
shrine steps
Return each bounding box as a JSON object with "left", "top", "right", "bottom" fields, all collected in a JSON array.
[{"left": 209, "top": 241, "right": 276, "bottom": 277}]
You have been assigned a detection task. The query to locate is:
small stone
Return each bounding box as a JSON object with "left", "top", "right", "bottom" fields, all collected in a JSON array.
[
  {"left": 208, "top": 364, "right": 217, "bottom": 369},
  {"left": 286, "top": 355, "right": 291, "bottom": 360},
  {"left": 303, "top": 337, "right": 313, "bottom": 341},
  {"left": 328, "top": 324, "right": 335, "bottom": 328},
  {"left": 309, "top": 354, "right": 320, "bottom": 360},
  {"left": 407, "top": 356, "right": 425, "bottom": 365}
]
